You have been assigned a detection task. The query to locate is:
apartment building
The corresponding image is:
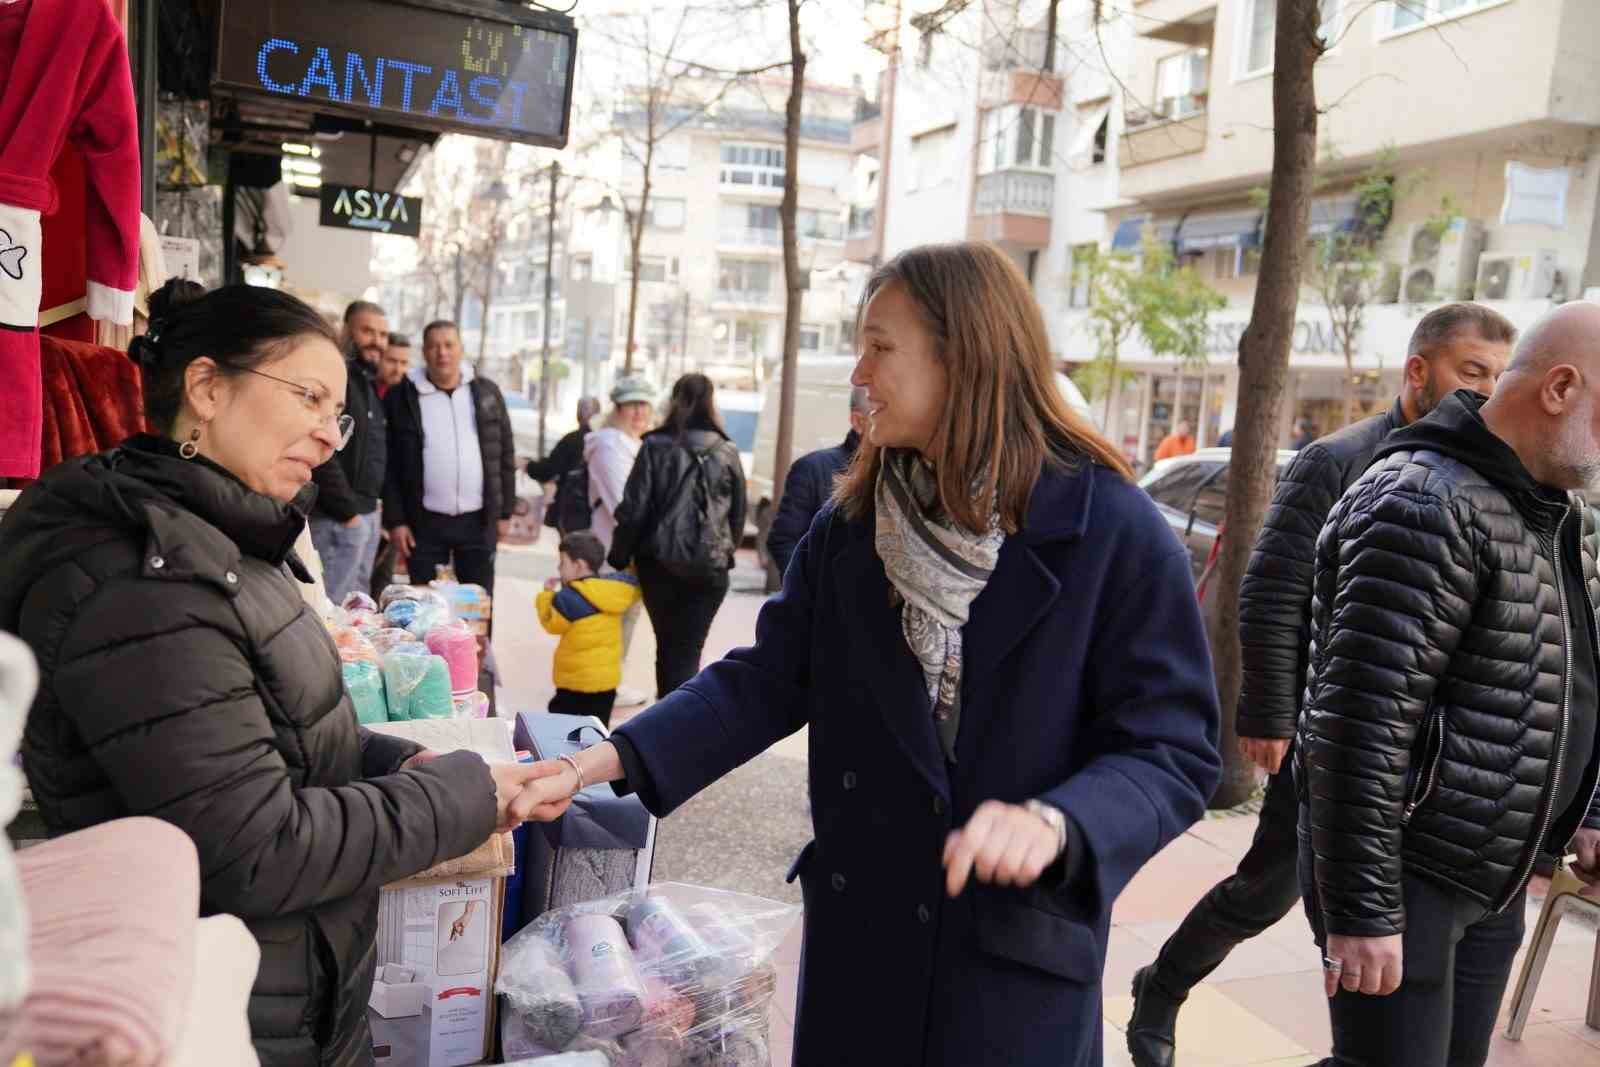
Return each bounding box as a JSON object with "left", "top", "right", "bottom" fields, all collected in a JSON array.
[
  {"left": 612, "top": 77, "right": 865, "bottom": 389},
  {"left": 1091, "top": 0, "right": 1600, "bottom": 462},
  {"left": 845, "top": 0, "right": 1130, "bottom": 364}
]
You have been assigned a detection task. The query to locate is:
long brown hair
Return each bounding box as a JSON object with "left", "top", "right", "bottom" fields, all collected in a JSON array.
[{"left": 834, "top": 242, "right": 1131, "bottom": 534}]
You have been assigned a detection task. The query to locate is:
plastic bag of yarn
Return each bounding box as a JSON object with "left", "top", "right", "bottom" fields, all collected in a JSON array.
[
  {"left": 368, "top": 627, "right": 417, "bottom": 656},
  {"left": 497, "top": 883, "right": 798, "bottom": 1064},
  {"left": 341, "top": 660, "right": 388, "bottom": 725},
  {"left": 346, "top": 610, "right": 384, "bottom": 631},
  {"left": 378, "top": 583, "right": 426, "bottom": 610},
  {"left": 383, "top": 598, "right": 421, "bottom": 629},
  {"left": 426, "top": 622, "right": 480, "bottom": 692},
  {"left": 380, "top": 646, "right": 451, "bottom": 720},
  {"left": 405, "top": 599, "right": 453, "bottom": 638},
  {"left": 341, "top": 591, "right": 379, "bottom": 615},
  {"left": 441, "top": 582, "right": 492, "bottom": 634},
  {"left": 451, "top": 691, "right": 490, "bottom": 719},
  {"left": 330, "top": 625, "right": 378, "bottom": 665}
]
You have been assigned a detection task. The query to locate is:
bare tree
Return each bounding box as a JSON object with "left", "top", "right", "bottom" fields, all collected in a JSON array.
[
  {"left": 592, "top": 8, "right": 790, "bottom": 374},
  {"left": 771, "top": 0, "right": 809, "bottom": 507},
  {"left": 1205, "top": 0, "right": 1326, "bottom": 809}
]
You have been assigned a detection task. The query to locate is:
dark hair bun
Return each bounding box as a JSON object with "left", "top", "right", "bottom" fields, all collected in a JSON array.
[{"left": 147, "top": 277, "right": 206, "bottom": 324}]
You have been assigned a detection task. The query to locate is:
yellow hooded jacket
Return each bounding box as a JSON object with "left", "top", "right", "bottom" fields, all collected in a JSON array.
[{"left": 536, "top": 573, "right": 641, "bottom": 693}]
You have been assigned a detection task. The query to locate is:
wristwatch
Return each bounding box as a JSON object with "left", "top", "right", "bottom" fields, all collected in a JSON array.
[{"left": 1023, "top": 799, "right": 1069, "bottom": 861}]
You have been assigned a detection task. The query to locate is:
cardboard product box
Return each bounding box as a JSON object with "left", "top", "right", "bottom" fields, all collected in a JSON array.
[{"left": 370, "top": 876, "right": 506, "bottom": 1067}]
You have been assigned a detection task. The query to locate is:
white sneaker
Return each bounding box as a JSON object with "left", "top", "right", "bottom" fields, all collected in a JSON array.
[{"left": 615, "top": 685, "right": 651, "bottom": 709}]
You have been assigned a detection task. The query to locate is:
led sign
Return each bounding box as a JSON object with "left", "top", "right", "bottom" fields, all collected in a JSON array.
[{"left": 215, "top": 0, "right": 576, "bottom": 147}]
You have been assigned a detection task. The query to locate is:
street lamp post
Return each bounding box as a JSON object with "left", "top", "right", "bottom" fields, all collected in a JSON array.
[{"left": 537, "top": 161, "right": 561, "bottom": 460}]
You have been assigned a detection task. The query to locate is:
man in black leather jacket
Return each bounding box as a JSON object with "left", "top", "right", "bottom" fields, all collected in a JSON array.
[
  {"left": 1127, "top": 303, "right": 1515, "bottom": 1067},
  {"left": 1299, "top": 301, "right": 1600, "bottom": 1066}
]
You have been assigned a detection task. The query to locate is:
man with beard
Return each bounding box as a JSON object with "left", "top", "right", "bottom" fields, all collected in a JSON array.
[
  {"left": 309, "top": 300, "right": 389, "bottom": 602},
  {"left": 1297, "top": 300, "right": 1600, "bottom": 1065},
  {"left": 1127, "top": 303, "right": 1515, "bottom": 1067}
]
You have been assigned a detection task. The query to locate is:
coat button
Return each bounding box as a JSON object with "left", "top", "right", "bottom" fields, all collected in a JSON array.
[
  {"left": 933, "top": 795, "right": 947, "bottom": 816},
  {"left": 917, "top": 904, "right": 932, "bottom": 924},
  {"left": 225, "top": 571, "right": 239, "bottom": 584},
  {"left": 831, "top": 872, "right": 846, "bottom": 892},
  {"left": 842, "top": 771, "right": 857, "bottom": 791},
  {"left": 148, "top": 556, "right": 164, "bottom": 570}
]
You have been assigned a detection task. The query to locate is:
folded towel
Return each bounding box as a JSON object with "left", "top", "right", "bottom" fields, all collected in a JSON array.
[
  {"left": 169, "top": 915, "right": 259, "bottom": 1067},
  {"left": 3, "top": 818, "right": 198, "bottom": 1067}
]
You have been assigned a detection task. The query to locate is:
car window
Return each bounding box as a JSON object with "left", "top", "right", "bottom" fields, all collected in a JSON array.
[
  {"left": 1191, "top": 472, "right": 1228, "bottom": 528},
  {"left": 1143, "top": 462, "right": 1218, "bottom": 513}
]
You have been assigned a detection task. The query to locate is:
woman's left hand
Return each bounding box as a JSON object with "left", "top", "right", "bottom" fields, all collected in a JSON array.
[{"left": 942, "top": 800, "right": 1062, "bottom": 897}]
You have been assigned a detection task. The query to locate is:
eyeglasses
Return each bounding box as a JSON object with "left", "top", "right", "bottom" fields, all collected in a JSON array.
[{"left": 240, "top": 368, "right": 356, "bottom": 451}]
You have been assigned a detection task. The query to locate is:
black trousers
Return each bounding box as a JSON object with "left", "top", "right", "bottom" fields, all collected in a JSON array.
[
  {"left": 549, "top": 688, "right": 617, "bottom": 728},
  {"left": 1299, "top": 821, "right": 1526, "bottom": 1067},
  {"left": 370, "top": 532, "right": 398, "bottom": 599},
  {"left": 1152, "top": 746, "right": 1303, "bottom": 996},
  {"left": 636, "top": 558, "right": 730, "bottom": 698},
  {"left": 408, "top": 509, "right": 496, "bottom": 596}
]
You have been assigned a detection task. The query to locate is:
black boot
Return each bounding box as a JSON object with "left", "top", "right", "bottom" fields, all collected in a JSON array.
[{"left": 1126, "top": 964, "right": 1183, "bottom": 1067}]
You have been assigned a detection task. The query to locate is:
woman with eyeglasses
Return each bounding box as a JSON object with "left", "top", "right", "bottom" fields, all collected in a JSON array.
[{"left": 0, "top": 279, "right": 565, "bottom": 1066}]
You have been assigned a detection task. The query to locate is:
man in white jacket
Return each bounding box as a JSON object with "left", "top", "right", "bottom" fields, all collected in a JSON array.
[
  {"left": 584, "top": 376, "right": 656, "bottom": 554},
  {"left": 585, "top": 376, "right": 656, "bottom": 706}
]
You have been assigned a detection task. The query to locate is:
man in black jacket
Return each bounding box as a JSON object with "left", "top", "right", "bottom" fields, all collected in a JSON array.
[
  {"left": 1127, "top": 303, "right": 1515, "bottom": 1067},
  {"left": 764, "top": 386, "right": 867, "bottom": 578},
  {"left": 384, "top": 320, "right": 516, "bottom": 595},
  {"left": 1299, "top": 301, "right": 1600, "bottom": 1066},
  {"left": 310, "top": 300, "right": 389, "bottom": 603}
]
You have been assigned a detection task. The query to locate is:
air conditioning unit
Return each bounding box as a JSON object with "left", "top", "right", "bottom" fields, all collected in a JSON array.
[
  {"left": 1401, "top": 218, "right": 1485, "bottom": 303},
  {"left": 1474, "top": 249, "right": 1558, "bottom": 301}
]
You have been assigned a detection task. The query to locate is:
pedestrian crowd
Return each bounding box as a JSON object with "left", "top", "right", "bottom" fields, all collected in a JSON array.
[{"left": 1, "top": 242, "right": 1598, "bottom": 1066}]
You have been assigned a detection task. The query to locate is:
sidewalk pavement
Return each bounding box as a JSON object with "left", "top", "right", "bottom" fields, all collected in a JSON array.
[{"left": 490, "top": 539, "right": 1600, "bottom": 1066}]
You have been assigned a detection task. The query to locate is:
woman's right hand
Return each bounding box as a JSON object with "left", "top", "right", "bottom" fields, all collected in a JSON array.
[{"left": 489, "top": 761, "right": 576, "bottom": 833}]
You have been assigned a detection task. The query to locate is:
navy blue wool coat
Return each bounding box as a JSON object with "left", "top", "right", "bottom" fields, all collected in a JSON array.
[{"left": 614, "top": 458, "right": 1222, "bottom": 1066}]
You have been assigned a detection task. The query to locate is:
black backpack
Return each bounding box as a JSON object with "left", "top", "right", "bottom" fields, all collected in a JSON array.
[
  {"left": 545, "top": 463, "right": 595, "bottom": 534},
  {"left": 653, "top": 445, "right": 735, "bottom": 578}
]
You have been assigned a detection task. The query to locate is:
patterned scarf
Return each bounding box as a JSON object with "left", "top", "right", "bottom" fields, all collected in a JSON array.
[{"left": 875, "top": 450, "right": 1004, "bottom": 763}]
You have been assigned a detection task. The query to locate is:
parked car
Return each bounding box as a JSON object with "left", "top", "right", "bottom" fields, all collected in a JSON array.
[{"left": 1138, "top": 448, "right": 1297, "bottom": 584}]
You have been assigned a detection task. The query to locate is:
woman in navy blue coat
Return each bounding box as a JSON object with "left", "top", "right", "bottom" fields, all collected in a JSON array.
[{"left": 539, "top": 243, "right": 1222, "bottom": 1065}]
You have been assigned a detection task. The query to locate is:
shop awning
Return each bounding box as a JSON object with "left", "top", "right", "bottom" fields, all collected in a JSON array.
[
  {"left": 1111, "top": 216, "right": 1179, "bottom": 250},
  {"left": 1174, "top": 210, "right": 1261, "bottom": 253}
]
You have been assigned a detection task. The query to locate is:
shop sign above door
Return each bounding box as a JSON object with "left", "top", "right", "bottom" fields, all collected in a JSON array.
[
  {"left": 214, "top": 0, "right": 577, "bottom": 148},
  {"left": 319, "top": 184, "right": 423, "bottom": 237}
]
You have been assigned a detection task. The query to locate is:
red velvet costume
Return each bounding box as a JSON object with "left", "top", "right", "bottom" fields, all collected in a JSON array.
[{"left": 0, "top": 0, "right": 139, "bottom": 479}]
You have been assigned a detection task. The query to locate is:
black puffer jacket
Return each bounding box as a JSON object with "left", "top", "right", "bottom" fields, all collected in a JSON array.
[
  {"left": 311, "top": 354, "right": 387, "bottom": 521},
  {"left": 1236, "top": 400, "right": 1406, "bottom": 739},
  {"left": 0, "top": 436, "right": 497, "bottom": 1067},
  {"left": 1298, "top": 392, "right": 1600, "bottom": 937},
  {"left": 609, "top": 426, "right": 747, "bottom": 575}
]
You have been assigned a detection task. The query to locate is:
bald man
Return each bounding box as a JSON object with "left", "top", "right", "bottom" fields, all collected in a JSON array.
[{"left": 1296, "top": 300, "right": 1600, "bottom": 1067}]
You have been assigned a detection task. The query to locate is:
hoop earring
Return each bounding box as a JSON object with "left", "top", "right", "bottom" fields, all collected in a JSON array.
[{"left": 178, "top": 426, "right": 201, "bottom": 460}]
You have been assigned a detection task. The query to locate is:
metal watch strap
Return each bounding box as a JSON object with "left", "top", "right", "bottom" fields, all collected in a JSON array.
[{"left": 1024, "top": 799, "right": 1069, "bottom": 860}]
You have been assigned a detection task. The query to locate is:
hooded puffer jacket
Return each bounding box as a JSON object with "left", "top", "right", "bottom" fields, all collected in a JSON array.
[
  {"left": 0, "top": 435, "right": 497, "bottom": 1067},
  {"left": 1298, "top": 392, "right": 1600, "bottom": 937}
]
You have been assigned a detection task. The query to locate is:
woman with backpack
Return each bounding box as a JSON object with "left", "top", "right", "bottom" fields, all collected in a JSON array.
[{"left": 608, "top": 373, "right": 747, "bottom": 697}]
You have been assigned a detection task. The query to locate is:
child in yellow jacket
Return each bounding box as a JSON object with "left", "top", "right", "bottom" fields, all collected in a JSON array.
[{"left": 536, "top": 531, "right": 641, "bottom": 726}]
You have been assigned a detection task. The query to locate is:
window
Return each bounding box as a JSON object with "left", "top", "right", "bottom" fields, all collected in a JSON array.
[
  {"left": 1143, "top": 462, "right": 1218, "bottom": 515},
  {"left": 571, "top": 255, "right": 592, "bottom": 282},
  {"left": 720, "top": 143, "right": 786, "bottom": 189},
  {"left": 1241, "top": 0, "right": 1345, "bottom": 76},
  {"left": 747, "top": 204, "right": 781, "bottom": 231},
  {"left": 654, "top": 138, "right": 690, "bottom": 173},
  {"left": 1092, "top": 115, "right": 1108, "bottom": 164},
  {"left": 797, "top": 208, "right": 844, "bottom": 241},
  {"left": 918, "top": 30, "right": 936, "bottom": 69},
  {"left": 799, "top": 325, "right": 822, "bottom": 350},
  {"left": 979, "top": 107, "right": 1058, "bottom": 174},
  {"left": 1025, "top": 250, "right": 1040, "bottom": 285},
  {"left": 1155, "top": 49, "right": 1209, "bottom": 118},
  {"left": 1385, "top": 0, "right": 1498, "bottom": 33},
  {"left": 1191, "top": 474, "right": 1228, "bottom": 528},
  {"left": 717, "top": 258, "right": 773, "bottom": 295},
  {"left": 633, "top": 257, "right": 669, "bottom": 284},
  {"left": 649, "top": 197, "right": 686, "bottom": 229},
  {"left": 909, "top": 125, "right": 955, "bottom": 189}
]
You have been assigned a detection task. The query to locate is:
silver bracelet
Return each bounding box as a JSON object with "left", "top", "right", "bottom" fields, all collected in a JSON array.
[
  {"left": 558, "top": 753, "right": 585, "bottom": 796},
  {"left": 1024, "top": 799, "right": 1069, "bottom": 860}
]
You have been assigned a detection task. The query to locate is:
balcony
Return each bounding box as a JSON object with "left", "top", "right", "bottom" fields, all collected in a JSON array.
[
  {"left": 968, "top": 170, "right": 1053, "bottom": 247},
  {"left": 720, "top": 227, "right": 784, "bottom": 252},
  {"left": 845, "top": 204, "right": 879, "bottom": 263},
  {"left": 712, "top": 288, "right": 783, "bottom": 311},
  {"left": 1119, "top": 109, "right": 1208, "bottom": 170},
  {"left": 980, "top": 69, "right": 1065, "bottom": 111}
]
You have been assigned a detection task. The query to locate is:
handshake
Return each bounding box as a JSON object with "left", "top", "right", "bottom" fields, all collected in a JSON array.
[{"left": 488, "top": 759, "right": 585, "bottom": 833}]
